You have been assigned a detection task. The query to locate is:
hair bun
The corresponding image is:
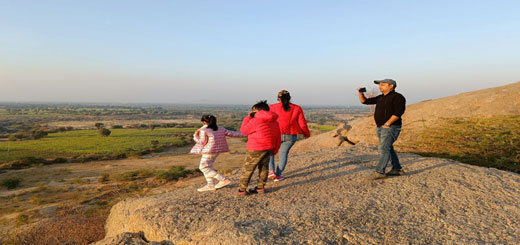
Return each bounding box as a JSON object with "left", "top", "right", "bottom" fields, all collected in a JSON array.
[{"left": 277, "top": 90, "right": 290, "bottom": 98}]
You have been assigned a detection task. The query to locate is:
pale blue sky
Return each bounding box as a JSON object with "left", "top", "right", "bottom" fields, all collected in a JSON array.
[{"left": 1, "top": 0, "right": 519, "bottom": 105}]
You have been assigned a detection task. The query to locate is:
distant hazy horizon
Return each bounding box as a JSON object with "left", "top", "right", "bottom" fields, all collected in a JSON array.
[
  {"left": 2, "top": 1, "right": 519, "bottom": 106},
  {"left": 0, "top": 101, "right": 367, "bottom": 109},
  {"left": 0, "top": 80, "right": 517, "bottom": 107}
]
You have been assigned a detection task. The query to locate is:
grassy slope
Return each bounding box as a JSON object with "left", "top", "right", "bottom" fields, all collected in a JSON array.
[{"left": 405, "top": 115, "right": 520, "bottom": 173}]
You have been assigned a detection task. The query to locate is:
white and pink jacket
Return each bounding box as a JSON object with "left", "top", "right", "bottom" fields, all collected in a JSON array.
[{"left": 190, "top": 126, "right": 245, "bottom": 155}]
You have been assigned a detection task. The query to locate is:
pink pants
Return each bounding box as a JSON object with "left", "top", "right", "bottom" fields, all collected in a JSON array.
[{"left": 199, "top": 154, "right": 224, "bottom": 185}]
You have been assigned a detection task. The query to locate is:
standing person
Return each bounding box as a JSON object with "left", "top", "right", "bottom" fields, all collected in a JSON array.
[
  {"left": 239, "top": 100, "right": 281, "bottom": 195},
  {"left": 357, "top": 79, "right": 406, "bottom": 179},
  {"left": 190, "top": 115, "right": 245, "bottom": 192},
  {"left": 268, "top": 90, "right": 310, "bottom": 181}
]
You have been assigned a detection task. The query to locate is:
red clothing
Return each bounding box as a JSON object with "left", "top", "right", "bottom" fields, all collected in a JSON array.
[
  {"left": 269, "top": 103, "right": 310, "bottom": 138},
  {"left": 240, "top": 111, "right": 281, "bottom": 154},
  {"left": 190, "top": 126, "right": 245, "bottom": 155}
]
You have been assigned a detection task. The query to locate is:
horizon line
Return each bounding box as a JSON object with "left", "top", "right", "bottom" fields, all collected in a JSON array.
[{"left": 0, "top": 101, "right": 364, "bottom": 108}]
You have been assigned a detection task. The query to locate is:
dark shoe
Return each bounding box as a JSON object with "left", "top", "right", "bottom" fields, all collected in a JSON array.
[
  {"left": 248, "top": 187, "right": 266, "bottom": 194},
  {"left": 386, "top": 169, "right": 405, "bottom": 176},
  {"left": 372, "top": 171, "right": 387, "bottom": 180},
  {"left": 238, "top": 189, "right": 249, "bottom": 196}
]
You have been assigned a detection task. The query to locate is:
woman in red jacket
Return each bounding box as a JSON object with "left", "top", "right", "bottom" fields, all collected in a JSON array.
[{"left": 269, "top": 90, "right": 311, "bottom": 181}]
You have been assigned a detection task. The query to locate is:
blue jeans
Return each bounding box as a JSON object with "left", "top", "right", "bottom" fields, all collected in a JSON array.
[
  {"left": 376, "top": 126, "right": 402, "bottom": 173},
  {"left": 269, "top": 134, "right": 297, "bottom": 176}
]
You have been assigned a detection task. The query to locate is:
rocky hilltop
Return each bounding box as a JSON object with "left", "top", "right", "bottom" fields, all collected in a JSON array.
[
  {"left": 95, "top": 146, "right": 520, "bottom": 244},
  {"left": 95, "top": 82, "right": 520, "bottom": 244}
]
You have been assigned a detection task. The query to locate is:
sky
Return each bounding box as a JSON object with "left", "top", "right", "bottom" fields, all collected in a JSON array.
[{"left": 1, "top": 0, "right": 519, "bottom": 106}]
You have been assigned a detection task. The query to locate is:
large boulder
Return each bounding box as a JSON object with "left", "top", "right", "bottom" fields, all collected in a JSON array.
[{"left": 97, "top": 147, "right": 520, "bottom": 244}]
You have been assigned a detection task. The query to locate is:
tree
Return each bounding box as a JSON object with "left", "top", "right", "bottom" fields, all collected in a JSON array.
[
  {"left": 95, "top": 123, "right": 104, "bottom": 129},
  {"left": 98, "top": 128, "right": 111, "bottom": 137}
]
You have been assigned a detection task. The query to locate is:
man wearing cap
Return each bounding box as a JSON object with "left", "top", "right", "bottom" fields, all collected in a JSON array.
[{"left": 357, "top": 79, "right": 406, "bottom": 179}]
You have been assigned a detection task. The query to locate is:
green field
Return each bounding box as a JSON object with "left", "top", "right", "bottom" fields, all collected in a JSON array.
[
  {"left": 309, "top": 124, "right": 337, "bottom": 132},
  {"left": 0, "top": 128, "right": 196, "bottom": 163}
]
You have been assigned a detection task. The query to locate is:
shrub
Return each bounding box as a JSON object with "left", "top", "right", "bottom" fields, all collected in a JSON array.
[
  {"left": 8, "top": 133, "right": 22, "bottom": 141},
  {"left": 30, "top": 130, "right": 48, "bottom": 139},
  {"left": 3, "top": 157, "right": 48, "bottom": 170},
  {"left": 68, "top": 176, "right": 89, "bottom": 184},
  {"left": 94, "top": 123, "right": 104, "bottom": 129},
  {"left": 29, "top": 195, "right": 42, "bottom": 205},
  {"left": 111, "top": 169, "right": 156, "bottom": 181},
  {"left": 16, "top": 214, "right": 29, "bottom": 225},
  {"left": 111, "top": 125, "right": 123, "bottom": 129},
  {"left": 98, "top": 128, "right": 111, "bottom": 137},
  {"left": 1, "top": 177, "right": 22, "bottom": 189},
  {"left": 155, "top": 166, "right": 196, "bottom": 181},
  {"left": 98, "top": 174, "right": 110, "bottom": 183},
  {"left": 8, "top": 130, "right": 48, "bottom": 141},
  {"left": 124, "top": 183, "right": 140, "bottom": 192}
]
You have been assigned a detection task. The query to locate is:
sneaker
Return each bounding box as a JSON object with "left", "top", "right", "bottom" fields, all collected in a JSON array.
[
  {"left": 248, "top": 187, "right": 266, "bottom": 194},
  {"left": 215, "top": 178, "right": 231, "bottom": 189},
  {"left": 372, "top": 171, "right": 387, "bottom": 180},
  {"left": 268, "top": 171, "right": 276, "bottom": 179},
  {"left": 273, "top": 176, "right": 285, "bottom": 182},
  {"left": 386, "top": 169, "right": 405, "bottom": 176},
  {"left": 197, "top": 184, "right": 216, "bottom": 192},
  {"left": 238, "top": 189, "right": 249, "bottom": 195}
]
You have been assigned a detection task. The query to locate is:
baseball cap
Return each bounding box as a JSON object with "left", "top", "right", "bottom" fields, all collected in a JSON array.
[{"left": 374, "top": 79, "right": 397, "bottom": 86}]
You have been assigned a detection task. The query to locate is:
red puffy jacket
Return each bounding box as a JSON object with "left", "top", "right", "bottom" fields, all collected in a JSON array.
[
  {"left": 269, "top": 103, "right": 310, "bottom": 138},
  {"left": 240, "top": 110, "right": 281, "bottom": 154}
]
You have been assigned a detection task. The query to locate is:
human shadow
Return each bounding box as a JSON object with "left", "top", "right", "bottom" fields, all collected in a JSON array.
[
  {"left": 286, "top": 151, "right": 426, "bottom": 177},
  {"left": 227, "top": 155, "right": 371, "bottom": 191},
  {"left": 405, "top": 161, "right": 453, "bottom": 175},
  {"left": 285, "top": 153, "right": 423, "bottom": 180},
  {"left": 268, "top": 158, "right": 455, "bottom": 192},
  {"left": 284, "top": 157, "right": 365, "bottom": 180},
  {"left": 286, "top": 155, "right": 376, "bottom": 176},
  {"left": 268, "top": 165, "right": 371, "bottom": 193}
]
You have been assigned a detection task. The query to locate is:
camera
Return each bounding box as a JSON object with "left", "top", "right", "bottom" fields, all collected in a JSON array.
[
  {"left": 359, "top": 87, "right": 366, "bottom": 93},
  {"left": 250, "top": 112, "right": 256, "bottom": 118}
]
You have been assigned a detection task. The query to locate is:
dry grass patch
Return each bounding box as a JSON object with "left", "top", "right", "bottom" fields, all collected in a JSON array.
[
  {"left": 1, "top": 164, "right": 202, "bottom": 244},
  {"left": 405, "top": 115, "right": 520, "bottom": 173}
]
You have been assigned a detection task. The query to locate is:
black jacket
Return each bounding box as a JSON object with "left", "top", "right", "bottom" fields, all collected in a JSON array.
[{"left": 363, "top": 91, "right": 406, "bottom": 127}]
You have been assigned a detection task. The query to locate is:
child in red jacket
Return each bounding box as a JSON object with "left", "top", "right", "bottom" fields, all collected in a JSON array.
[{"left": 238, "top": 100, "right": 281, "bottom": 195}]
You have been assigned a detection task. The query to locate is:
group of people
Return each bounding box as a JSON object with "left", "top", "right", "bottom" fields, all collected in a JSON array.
[
  {"left": 190, "top": 79, "right": 406, "bottom": 195},
  {"left": 190, "top": 90, "right": 310, "bottom": 195}
]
